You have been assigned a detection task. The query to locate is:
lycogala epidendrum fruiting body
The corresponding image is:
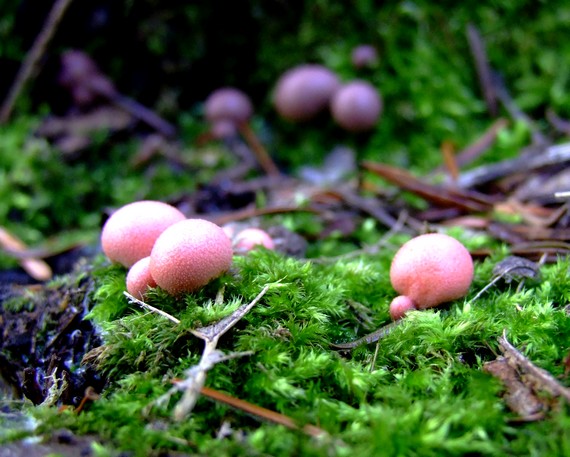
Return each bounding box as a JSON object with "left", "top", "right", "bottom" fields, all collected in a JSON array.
[
  {"left": 389, "top": 233, "right": 474, "bottom": 320},
  {"left": 101, "top": 200, "right": 186, "bottom": 268},
  {"left": 149, "top": 219, "right": 233, "bottom": 295}
]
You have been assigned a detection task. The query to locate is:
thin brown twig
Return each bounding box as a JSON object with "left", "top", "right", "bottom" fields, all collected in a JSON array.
[
  {"left": 466, "top": 23, "right": 498, "bottom": 116},
  {"left": 239, "top": 123, "right": 281, "bottom": 176},
  {"left": 491, "top": 71, "right": 549, "bottom": 147},
  {"left": 441, "top": 140, "right": 459, "bottom": 182},
  {"left": 210, "top": 204, "right": 322, "bottom": 226},
  {"left": 0, "top": 0, "right": 75, "bottom": 123},
  {"left": 454, "top": 118, "right": 509, "bottom": 168},
  {"left": 456, "top": 142, "right": 570, "bottom": 188},
  {"left": 0, "top": 227, "right": 52, "bottom": 281},
  {"left": 200, "top": 386, "right": 328, "bottom": 438}
]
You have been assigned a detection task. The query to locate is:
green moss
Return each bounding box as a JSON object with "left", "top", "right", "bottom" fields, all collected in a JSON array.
[
  {"left": 14, "top": 242, "right": 564, "bottom": 456},
  {"left": 2, "top": 2, "right": 570, "bottom": 455}
]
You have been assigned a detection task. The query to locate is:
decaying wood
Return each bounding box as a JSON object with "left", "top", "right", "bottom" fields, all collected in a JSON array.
[
  {"left": 498, "top": 331, "right": 570, "bottom": 403},
  {"left": 485, "top": 331, "right": 570, "bottom": 420},
  {"left": 483, "top": 357, "right": 546, "bottom": 420}
]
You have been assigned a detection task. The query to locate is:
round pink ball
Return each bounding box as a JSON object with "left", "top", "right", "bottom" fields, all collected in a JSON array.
[
  {"left": 351, "top": 44, "right": 378, "bottom": 69},
  {"left": 204, "top": 87, "right": 253, "bottom": 125},
  {"left": 390, "top": 233, "right": 474, "bottom": 309},
  {"left": 149, "top": 219, "right": 233, "bottom": 295},
  {"left": 101, "top": 200, "right": 186, "bottom": 268},
  {"left": 126, "top": 256, "right": 157, "bottom": 300},
  {"left": 389, "top": 295, "right": 417, "bottom": 320},
  {"left": 234, "top": 228, "right": 275, "bottom": 252},
  {"left": 273, "top": 64, "right": 340, "bottom": 121},
  {"left": 330, "top": 81, "right": 382, "bottom": 132}
]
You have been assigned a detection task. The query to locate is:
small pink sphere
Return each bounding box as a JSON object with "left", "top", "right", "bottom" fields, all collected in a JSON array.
[
  {"left": 390, "top": 233, "right": 474, "bottom": 309},
  {"left": 101, "top": 200, "right": 186, "bottom": 268},
  {"left": 126, "top": 256, "right": 157, "bottom": 299},
  {"left": 389, "top": 295, "right": 417, "bottom": 320},
  {"left": 150, "top": 219, "right": 233, "bottom": 295},
  {"left": 234, "top": 228, "right": 275, "bottom": 252},
  {"left": 330, "top": 81, "right": 382, "bottom": 132},
  {"left": 273, "top": 64, "right": 340, "bottom": 122},
  {"left": 351, "top": 44, "right": 378, "bottom": 69},
  {"left": 204, "top": 87, "right": 253, "bottom": 125}
]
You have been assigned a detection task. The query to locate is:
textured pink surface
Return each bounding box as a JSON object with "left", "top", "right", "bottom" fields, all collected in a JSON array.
[
  {"left": 390, "top": 233, "right": 474, "bottom": 309},
  {"left": 150, "top": 219, "right": 233, "bottom": 295},
  {"left": 389, "top": 295, "right": 417, "bottom": 320},
  {"left": 234, "top": 228, "right": 275, "bottom": 252},
  {"left": 101, "top": 200, "right": 185, "bottom": 267},
  {"left": 126, "top": 256, "right": 157, "bottom": 299}
]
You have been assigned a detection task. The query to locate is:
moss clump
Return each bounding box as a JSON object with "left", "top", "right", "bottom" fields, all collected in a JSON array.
[{"left": 12, "top": 244, "right": 565, "bottom": 456}]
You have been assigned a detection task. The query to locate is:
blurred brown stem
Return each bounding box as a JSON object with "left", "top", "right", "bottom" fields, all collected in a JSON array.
[
  {"left": 0, "top": 0, "right": 74, "bottom": 123},
  {"left": 239, "top": 123, "right": 280, "bottom": 176}
]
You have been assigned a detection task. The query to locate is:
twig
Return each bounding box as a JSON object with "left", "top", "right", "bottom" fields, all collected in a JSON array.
[
  {"left": 188, "top": 284, "right": 271, "bottom": 342},
  {"left": 466, "top": 23, "right": 498, "bottom": 116},
  {"left": 546, "top": 108, "right": 570, "bottom": 136},
  {"left": 0, "top": 0, "right": 74, "bottom": 123},
  {"left": 457, "top": 142, "right": 570, "bottom": 188},
  {"left": 0, "top": 227, "right": 52, "bottom": 281},
  {"left": 441, "top": 140, "right": 459, "bottom": 182},
  {"left": 455, "top": 118, "right": 509, "bottom": 168},
  {"left": 330, "top": 321, "right": 402, "bottom": 350},
  {"left": 200, "top": 386, "right": 328, "bottom": 438},
  {"left": 113, "top": 95, "right": 177, "bottom": 138},
  {"left": 123, "top": 291, "right": 181, "bottom": 324},
  {"left": 328, "top": 186, "right": 403, "bottom": 230},
  {"left": 491, "top": 71, "right": 549, "bottom": 147},
  {"left": 143, "top": 284, "right": 273, "bottom": 421},
  {"left": 468, "top": 268, "right": 515, "bottom": 303},
  {"left": 239, "top": 123, "right": 281, "bottom": 176}
]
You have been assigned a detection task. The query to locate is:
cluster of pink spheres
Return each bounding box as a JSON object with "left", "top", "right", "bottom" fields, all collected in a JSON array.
[
  {"left": 203, "top": 45, "right": 382, "bottom": 138},
  {"left": 100, "top": 201, "right": 274, "bottom": 299},
  {"left": 101, "top": 204, "right": 473, "bottom": 318}
]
